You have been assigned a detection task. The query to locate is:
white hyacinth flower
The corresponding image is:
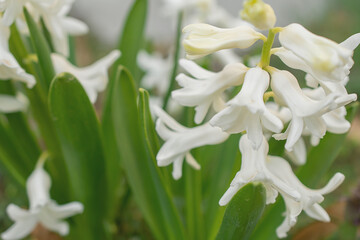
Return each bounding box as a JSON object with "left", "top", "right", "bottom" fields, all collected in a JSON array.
[
  {"left": 219, "top": 135, "right": 301, "bottom": 206},
  {"left": 270, "top": 69, "right": 354, "bottom": 151},
  {"left": 1, "top": 157, "right": 84, "bottom": 240},
  {"left": 302, "top": 87, "right": 355, "bottom": 145},
  {"left": 51, "top": 50, "right": 121, "bottom": 103},
  {"left": 173, "top": 59, "right": 248, "bottom": 124},
  {"left": 278, "top": 23, "right": 355, "bottom": 83},
  {"left": 137, "top": 50, "right": 172, "bottom": 96},
  {"left": 266, "top": 102, "right": 307, "bottom": 165},
  {"left": 267, "top": 156, "right": 344, "bottom": 238},
  {"left": 274, "top": 32, "right": 360, "bottom": 90},
  {"left": 183, "top": 23, "right": 266, "bottom": 59},
  {"left": 0, "top": 23, "right": 36, "bottom": 87},
  {"left": 154, "top": 106, "right": 229, "bottom": 180},
  {"left": 210, "top": 67, "right": 283, "bottom": 149}
]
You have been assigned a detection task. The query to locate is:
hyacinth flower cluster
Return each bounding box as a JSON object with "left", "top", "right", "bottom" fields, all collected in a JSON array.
[{"left": 154, "top": 0, "right": 360, "bottom": 237}]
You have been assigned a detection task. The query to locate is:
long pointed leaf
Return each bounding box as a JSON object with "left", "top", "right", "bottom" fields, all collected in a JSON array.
[
  {"left": 49, "top": 73, "right": 109, "bottom": 240},
  {"left": 101, "top": 0, "right": 148, "bottom": 216},
  {"left": 202, "top": 135, "right": 241, "bottom": 240},
  {"left": 24, "top": 8, "right": 55, "bottom": 91},
  {"left": 216, "top": 183, "right": 266, "bottom": 240},
  {"left": 114, "top": 0, "right": 147, "bottom": 84},
  {"left": 111, "top": 67, "right": 185, "bottom": 240}
]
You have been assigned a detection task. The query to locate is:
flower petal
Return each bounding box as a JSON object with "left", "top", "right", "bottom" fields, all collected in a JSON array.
[
  {"left": 27, "top": 163, "right": 52, "bottom": 209},
  {"left": 46, "top": 201, "right": 84, "bottom": 219},
  {"left": 179, "top": 58, "right": 215, "bottom": 79},
  {"left": 1, "top": 218, "right": 37, "bottom": 240}
]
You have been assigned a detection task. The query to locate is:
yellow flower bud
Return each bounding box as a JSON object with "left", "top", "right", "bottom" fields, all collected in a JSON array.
[{"left": 240, "top": 0, "right": 276, "bottom": 30}]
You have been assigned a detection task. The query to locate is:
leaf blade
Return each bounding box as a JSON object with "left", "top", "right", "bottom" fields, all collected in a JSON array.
[
  {"left": 111, "top": 67, "right": 185, "bottom": 240},
  {"left": 216, "top": 183, "right": 266, "bottom": 240},
  {"left": 49, "top": 73, "right": 109, "bottom": 239}
]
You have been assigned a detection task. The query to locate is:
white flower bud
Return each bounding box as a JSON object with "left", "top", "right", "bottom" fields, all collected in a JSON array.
[
  {"left": 240, "top": 0, "right": 276, "bottom": 30},
  {"left": 183, "top": 23, "right": 265, "bottom": 60}
]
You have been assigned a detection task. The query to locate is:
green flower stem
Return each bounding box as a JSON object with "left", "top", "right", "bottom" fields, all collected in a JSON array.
[
  {"left": 9, "top": 24, "right": 70, "bottom": 202},
  {"left": 162, "top": 11, "right": 183, "bottom": 110},
  {"left": 258, "top": 28, "right": 280, "bottom": 68},
  {"left": 184, "top": 108, "right": 204, "bottom": 240}
]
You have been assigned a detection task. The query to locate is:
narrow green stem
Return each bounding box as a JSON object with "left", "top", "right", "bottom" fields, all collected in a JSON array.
[
  {"left": 184, "top": 108, "right": 204, "bottom": 240},
  {"left": 258, "top": 28, "right": 278, "bottom": 68},
  {"left": 162, "top": 11, "right": 183, "bottom": 110}
]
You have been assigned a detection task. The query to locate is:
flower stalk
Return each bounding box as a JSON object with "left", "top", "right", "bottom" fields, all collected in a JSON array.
[
  {"left": 163, "top": 11, "right": 184, "bottom": 110},
  {"left": 259, "top": 28, "right": 281, "bottom": 68}
]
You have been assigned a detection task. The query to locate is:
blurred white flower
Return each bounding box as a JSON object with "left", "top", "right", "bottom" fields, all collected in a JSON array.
[
  {"left": 210, "top": 67, "right": 283, "bottom": 149},
  {"left": 183, "top": 23, "right": 266, "bottom": 60},
  {"left": 267, "top": 156, "right": 344, "bottom": 238},
  {"left": 0, "top": 0, "right": 22, "bottom": 26},
  {"left": 1, "top": 157, "right": 84, "bottom": 240},
  {"left": 0, "top": 0, "right": 89, "bottom": 56},
  {"left": 137, "top": 50, "right": 172, "bottom": 96},
  {"left": 278, "top": 24, "right": 355, "bottom": 83},
  {"left": 51, "top": 50, "right": 120, "bottom": 103},
  {"left": 37, "top": 0, "right": 89, "bottom": 56},
  {"left": 219, "top": 135, "right": 301, "bottom": 206},
  {"left": 213, "top": 49, "right": 243, "bottom": 66},
  {"left": 0, "top": 23, "right": 35, "bottom": 87},
  {"left": 0, "top": 93, "right": 28, "bottom": 113},
  {"left": 162, "top": 0, "right": 244, "bottom": 28},
  {"left": 173, "top": 59, "right": 248, "bottom": 124},
  {"left": 154, "top": 106, "right": 229, "bottom": 180}
]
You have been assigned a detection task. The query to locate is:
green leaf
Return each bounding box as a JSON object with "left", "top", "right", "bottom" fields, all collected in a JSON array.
[
  {"left": 49, "top": 73, "right": 109, "bottom": 240},
  {"left": 138, "top": 88, "right": 160, "bottom": 158},
  {"left": 202, "top": 135, "right": 241, "bottom": 240},
  {"left": 114, "top": 0, "right": 147, "bottom": 84},
  {"left": 101, "top": 0, "right": 148, "bottom": 211},
  {"left": 0, "top": 118, "right": 28, "bottom": 186},
  {"left": 111, "top": 66, "right": 185, "bottom": 240},
  {"left": 0, "top": 81, "right": 40, "bottom": 171},
  {"left": 101, "top": 83, "right": 122, "bottom": 224},
  {"left": 216, "top": 183, "right": 266, "bottom": 240},
  {"left": 250, "top": 103, "right": 359, "bottom": 240},
  {"left": 24, "top": 8, "right": 55, "bottom": 91}
]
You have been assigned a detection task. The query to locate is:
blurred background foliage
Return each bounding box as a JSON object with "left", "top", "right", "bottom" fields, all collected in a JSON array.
[{"left": 0, "top": 0, "right": 360, "bottom": 239}]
